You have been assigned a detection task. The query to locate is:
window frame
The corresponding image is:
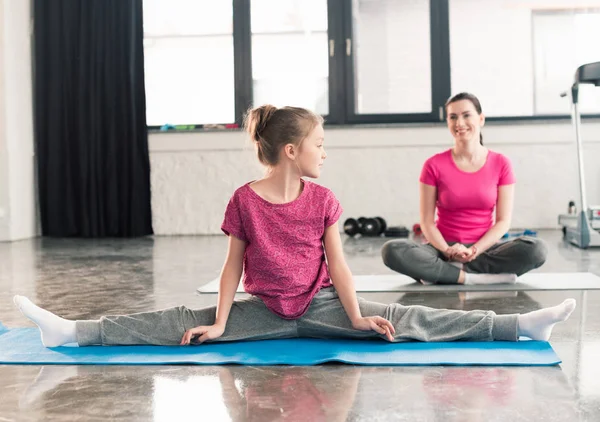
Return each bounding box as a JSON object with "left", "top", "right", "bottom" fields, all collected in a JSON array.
[{"left": 340, "top": 0, "right": 450, "bottom": 124}]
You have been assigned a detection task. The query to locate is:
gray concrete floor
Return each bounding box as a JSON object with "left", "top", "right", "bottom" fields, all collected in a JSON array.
[{"left": 0, "top": 230, "right": 599, "bottom": 421}]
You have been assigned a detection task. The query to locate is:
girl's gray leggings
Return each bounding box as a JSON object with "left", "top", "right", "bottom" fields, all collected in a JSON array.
[{"left": 76, "top": 287, "right": 518, "bottom": 346}]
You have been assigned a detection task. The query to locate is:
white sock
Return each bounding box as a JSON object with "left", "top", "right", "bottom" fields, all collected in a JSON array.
[
  {"left": 518, "top": 299, "right": 577, "bottom": 341},
  {"left": 13, "top": 295, "right": 77, "bottom": 347},
  {"left": 464, "top": 273, "right": 517, "bottom": 285}
]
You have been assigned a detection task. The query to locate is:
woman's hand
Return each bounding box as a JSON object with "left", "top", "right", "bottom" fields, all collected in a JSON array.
[
  {"left": 352, "top": 316, "right": 395, "bottom": 341},
  {"left": 444, "top": 243, "right": 469, "bottom": 260},
  {"left": 180, "top": 324, "right": 225, "bottom": 345},
  {"left": 452, "top": 246, "right": 479, "bottom": 263}
]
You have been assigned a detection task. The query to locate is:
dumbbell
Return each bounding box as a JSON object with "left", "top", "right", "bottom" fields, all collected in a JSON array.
[
  {"left": 362, "top": 217, "right": 387, "bottom": 236},
  {"left": 376, "top": 217, "right": 387, "bottom": 233},
  {"left": 344, "top": 217, "right": 387, "bottom": 237},
  {"left": 344, "top": 218, "right": 361, "bottom": 236}
]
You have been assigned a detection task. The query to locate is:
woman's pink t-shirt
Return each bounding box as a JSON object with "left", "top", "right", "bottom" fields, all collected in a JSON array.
[
  {"left": 419, "top": 149, "right": 516, "bottom": 244},
  {"left": 221, "top": 180, "right": 343, "bottom": 319}
]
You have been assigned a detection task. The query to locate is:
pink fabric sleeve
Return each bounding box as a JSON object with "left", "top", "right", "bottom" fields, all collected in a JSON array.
[
  {"left": 324, "top": 190, "right": 343, "bottom": 228},
  {"left": 221, "top": 192, "right": 247, "bottom": 241},
  {"left": 419, "top": 157, "right": 437, "bottom": 186},
  {"left": 498, "top": 155, "right": 516, "bottom": 185}
]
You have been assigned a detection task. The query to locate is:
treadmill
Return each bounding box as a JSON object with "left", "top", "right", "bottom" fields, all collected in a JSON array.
[{"left": 558, "top": 61, "right": 600, "bottom": 248}]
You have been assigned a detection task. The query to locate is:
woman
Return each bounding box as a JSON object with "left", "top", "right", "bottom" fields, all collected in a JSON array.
[{"left": 382, "top": 93, "right": 547, "bottom": 285}]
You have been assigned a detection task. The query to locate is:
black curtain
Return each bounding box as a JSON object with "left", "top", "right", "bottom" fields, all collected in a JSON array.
[{"left": 34, "top": 0, "right": 153, "bottom": 237}]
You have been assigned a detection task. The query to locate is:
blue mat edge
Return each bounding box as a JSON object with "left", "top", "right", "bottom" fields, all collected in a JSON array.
[
  {"left": 0, "top": 326, "right": 562, "bottom": 367},
  {"left": 0, "top": 360, "right": 561, "bottom": 367}
]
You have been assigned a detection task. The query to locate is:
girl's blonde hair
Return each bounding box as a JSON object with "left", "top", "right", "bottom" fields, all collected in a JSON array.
[{"left": 243, "top": 105, "right": 324, "bottom": 166}]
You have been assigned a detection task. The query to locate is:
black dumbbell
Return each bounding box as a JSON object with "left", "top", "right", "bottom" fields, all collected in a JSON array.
[
  {"left": 357, "top": 217, "right": 367, "bottom": 228},
  {"left": 344, "top": 216, "right": 387, "bottom": 237},
  {"left": 360, "top": 218, "right": 382, "bottom": 236},
  {"left": 344, "top": 218, "right": 361, "bottom": 236},
  {"left": 375, "top": 217, "right": 386, "bottom": 233}
]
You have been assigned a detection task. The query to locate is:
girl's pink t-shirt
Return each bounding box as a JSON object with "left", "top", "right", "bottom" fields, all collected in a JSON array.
[
  {"left": 419, "top": 149, "right": 516, "bottom": 244},
  {"left": 221, "top": 180, "right": 343, "bottom": 319}
]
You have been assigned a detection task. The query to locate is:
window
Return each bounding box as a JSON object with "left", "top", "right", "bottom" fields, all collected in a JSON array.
[
  {"left": 143, "top": 0, "right": 235, "bottom": 126},
  {"left": 251, "top": 0, "right": 329, "bottom": 115},
  {"left": 449, "top": 0, "right": 535, "bottom": 117},
  {"left": 352, "top": 0, "right": 432, "bottom": 114},
  {"left": 533, "top": 10, "right": 600, "bottom": 115},
  {"left": 449, "top": 0, "right": 600, "bottom": 117},
  {"left": 143, "top": 0, "right": 600, "bottom": 128}
]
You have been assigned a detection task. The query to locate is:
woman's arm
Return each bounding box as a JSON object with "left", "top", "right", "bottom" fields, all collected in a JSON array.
[
  {"left": 470, "top": 184, "right": 514, "bottom": 256},
  {"left": 419, "top": 183, "right": 452, "bottom": 256},
  {"left": 323, "top": 223, "right": 394, "bottom": 340},
  {"left": 180, "top": 235, "right": 246, "bottom": 344}
]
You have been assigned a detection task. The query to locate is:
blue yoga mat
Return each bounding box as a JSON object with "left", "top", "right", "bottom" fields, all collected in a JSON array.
[{"left": 0, "top": 322, "right": 560, "bottom": 366}]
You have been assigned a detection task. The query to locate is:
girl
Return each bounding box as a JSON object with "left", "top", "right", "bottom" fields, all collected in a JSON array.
[
  {"left": 382, "top": 93, "right": 548, "bottom": 285},
  {"left": 14, "top": 105, "right": 574, "bottom": 348}
]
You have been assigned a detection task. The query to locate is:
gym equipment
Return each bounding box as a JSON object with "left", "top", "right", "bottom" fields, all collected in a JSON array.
[
  {"left": 384, "top": 226, "right": 409, "bottom": 237},
  {"left": 502, "top": 229, "right": 537, "bottom": 239},
  {"left": 344, "top": 217, "right": 388, "bottom": 237},
  {"left": 361, "top": 217, "right": 384, "bottom": 236},
  {"left": 0, "top": 322, "right": 560, "bottom": 366},
  {"left": 558, "top": 61, "right": 600, "bottom": 248},
  {"left": 343, "top": 218, "right": 361, "bottom": 236},
  {"left": 375, "top": 217, "right": 387, "bottom": 233},
  {"left": 412, "top": 223, "right": 422, "bottom": 236}
]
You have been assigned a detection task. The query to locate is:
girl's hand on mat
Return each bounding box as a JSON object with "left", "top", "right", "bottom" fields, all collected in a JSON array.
[
  {"left": 353, "top": 316, "right": 395, "bottom": 341},
  {"left": 180, "top": 324, "right": 225, "bottom": 345}
]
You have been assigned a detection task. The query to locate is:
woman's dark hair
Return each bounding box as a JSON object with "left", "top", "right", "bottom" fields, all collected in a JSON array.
[{"left": 445, "top": 93, "right": 484, "bottom": 145}]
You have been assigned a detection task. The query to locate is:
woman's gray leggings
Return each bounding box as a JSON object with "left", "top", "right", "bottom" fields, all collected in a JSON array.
[{"left": 381, "top": 236, "right": 548, "bottom": 284}]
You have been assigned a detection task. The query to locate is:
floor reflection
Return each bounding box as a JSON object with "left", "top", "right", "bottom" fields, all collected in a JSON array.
[{"left": 16, "top": 362, "right": 581, "bottom": 422}]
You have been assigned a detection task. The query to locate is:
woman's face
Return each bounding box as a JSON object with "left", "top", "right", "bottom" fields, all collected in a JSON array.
[{"left": 446, "top": 100, "right": 485, "bottom": 144}]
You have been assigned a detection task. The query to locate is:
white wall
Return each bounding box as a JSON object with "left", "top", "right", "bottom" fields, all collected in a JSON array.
[
  {"left": 0, "top": 0, "right": 37, "bottom": 242},
  {"left": 149, "top": 120, "right": 600, "bottom": 235},
  {"left": 0, "top": 0, "right": 9, "bottom": 241}
]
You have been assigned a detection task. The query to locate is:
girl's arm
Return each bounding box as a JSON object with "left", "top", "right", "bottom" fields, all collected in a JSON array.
[
  {"left": 214, "top": 235, "right": 246, "bottom": 326},
  {"left": 180, "top": 235, "right": 246, "bottom": 344},
  {"left": 323, "top": 223, "right": 395, "bottom": 341}
]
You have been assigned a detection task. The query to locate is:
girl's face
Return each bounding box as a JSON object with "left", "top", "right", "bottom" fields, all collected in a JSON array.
[{"left": 296, "top": 125, "right": 327, "bottom": 179}]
